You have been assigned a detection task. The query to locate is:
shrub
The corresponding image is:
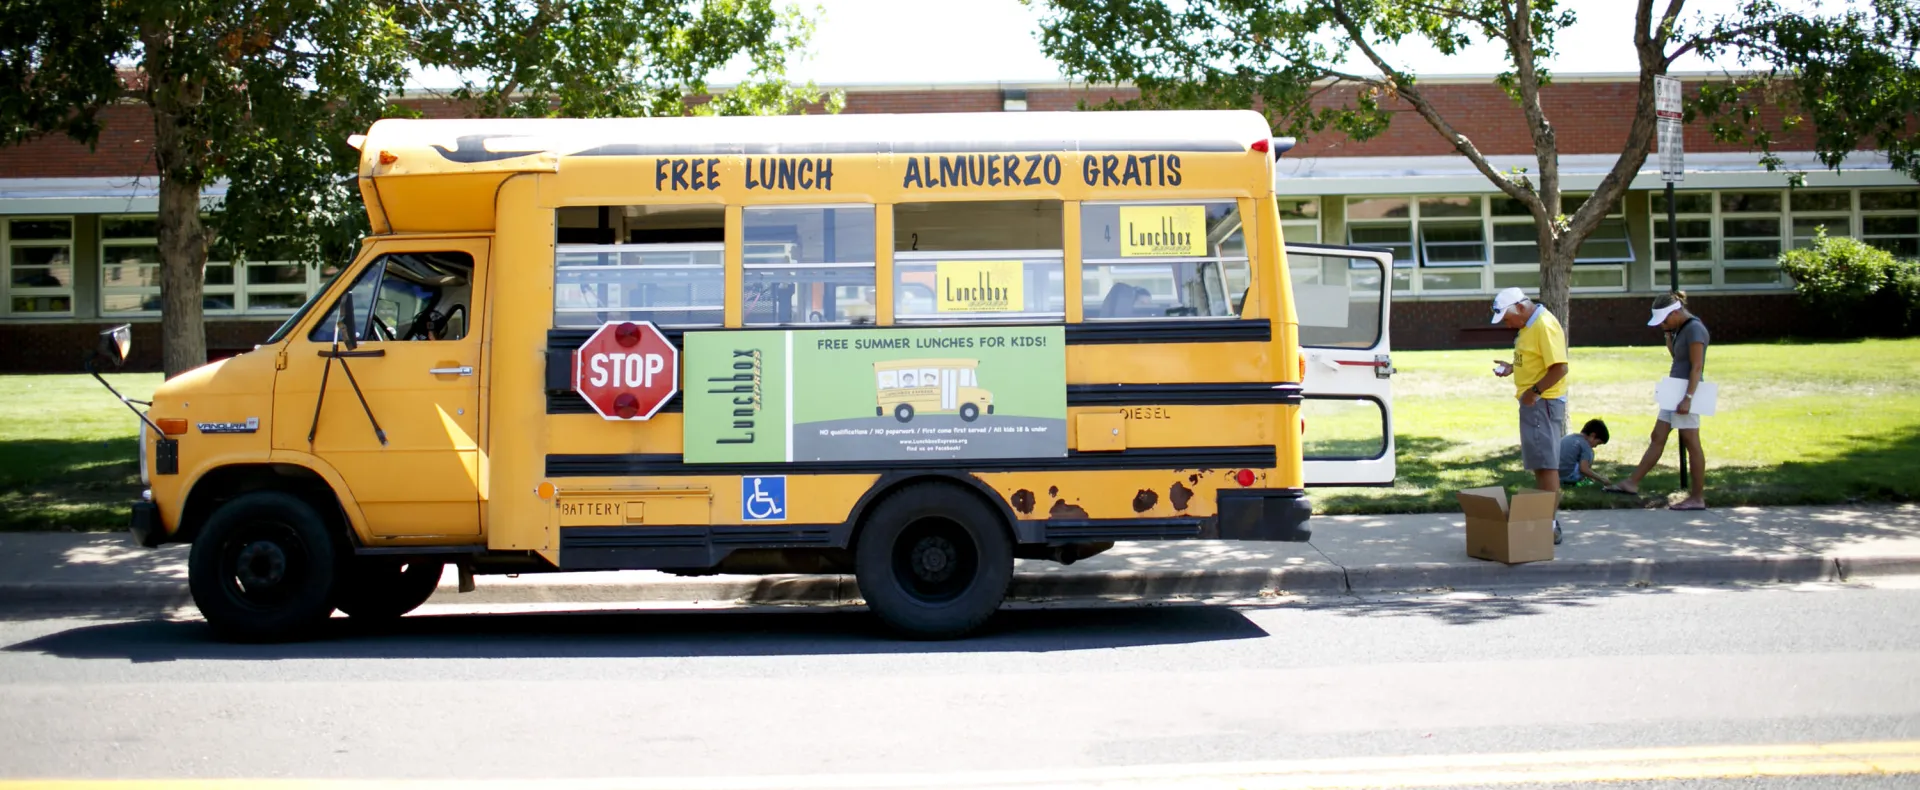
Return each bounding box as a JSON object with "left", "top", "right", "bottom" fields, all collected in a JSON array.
[
  {"left": 1894, "top": 259, "right": 1920, "bottom": 333},
  {"left": 1777, "top": 229, "right": 1912, "bottom": 334}
]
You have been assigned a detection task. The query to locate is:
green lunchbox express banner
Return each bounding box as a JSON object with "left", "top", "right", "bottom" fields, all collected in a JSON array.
[{"left": 683, "top": 327, "right": 1066, "bottom": 464}]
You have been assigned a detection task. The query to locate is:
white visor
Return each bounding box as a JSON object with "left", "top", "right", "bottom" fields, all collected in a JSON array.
[{"left": 1648, "top": 302, "right": 1684, "bottom": 326}]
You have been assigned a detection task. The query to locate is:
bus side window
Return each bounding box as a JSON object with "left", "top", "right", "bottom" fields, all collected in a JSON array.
[
  {"left": 1081, "top": 200, "right": 1248, "bottom": 320},
  {"left": 553, "top": 204, "right": 725, "bottom": 329},
  {"left": 743, "top": 205, "right": 878, "bottom": 326},
  {"left": 892, "top": 199, "right": 1065, "bottom": 322}
]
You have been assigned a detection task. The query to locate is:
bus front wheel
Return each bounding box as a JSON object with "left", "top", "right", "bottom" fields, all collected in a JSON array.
[
  {"left": 959, "top": 403, "right": 980, "bottom": 422},
  {"left": 855, "top": 483, "right": 1013, "bottom": 639},
  {"left": 187, "top": 491, "right": 340, "bottom": 643},
  {"left": 334, "top": 558, "right": 444, "bottom": 622},
  {"left": 894, "top": 403, "right": 914, "bottom": 422}
]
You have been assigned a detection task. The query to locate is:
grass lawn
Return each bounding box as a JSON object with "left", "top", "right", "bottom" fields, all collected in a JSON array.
[
  {"left": 0, "top": 372, "right": 160, "bottom": 531},
  {"left": 2, "top": 337, "right": 1917, "bottom": 530},
  {"left": 1314, "top": 337, "right": 1920, "bottom": 514}
]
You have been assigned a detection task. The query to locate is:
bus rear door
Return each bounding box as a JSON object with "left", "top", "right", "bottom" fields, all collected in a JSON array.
[{"left": 1287, "top": 244, "right": 1396, "bottom": 486}]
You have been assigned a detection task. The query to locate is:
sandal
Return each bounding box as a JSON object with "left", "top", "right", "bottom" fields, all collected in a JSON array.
[
  {"left": 1668, "top": 503, "right": 1708, "bottom": 511},
  {"left": 1602, "top": 485, "right": 1638, "bottom": 495}
]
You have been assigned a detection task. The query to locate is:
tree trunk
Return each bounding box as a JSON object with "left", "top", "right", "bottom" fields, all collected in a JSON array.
[
  {"left": 1539, "top": 236, "right": 1574, "bottom": 340},
  {"left": 155, "top": 176, "right": 209, "bottom": 377},
  {"left": 143, "top": 25, "right": 212, "bottom": 379}
]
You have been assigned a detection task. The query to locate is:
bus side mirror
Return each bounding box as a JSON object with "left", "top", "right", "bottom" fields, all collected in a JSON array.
[
  {"left": 338, "top": 293, "right": 360, "bottom": 351},
  {"left": 95, "top": 324, "right": 132, "bottom": 369}
]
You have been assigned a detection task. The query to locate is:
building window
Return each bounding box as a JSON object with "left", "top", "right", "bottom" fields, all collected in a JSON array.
[
  {"left": 4, "top": 217, "right": 75, "bottom": 316},
  {"left": 1350, "top": 194, "right": 1629, "bottom": 296},
  {"left": 1652, "top": 188, "right": 1918, "bottom": 290},
  {"left": 1279, "top": 197, "right": 1320, "bottom": 243},
  {"left": 98, "top": 215, "right": 314, "bottom": 316},
  {"left": 1860, "top": 189, "right": 1919, "bottom": 258},
  {"left": 1789, "top": 190, "right": 1853, "bottom": 248}
]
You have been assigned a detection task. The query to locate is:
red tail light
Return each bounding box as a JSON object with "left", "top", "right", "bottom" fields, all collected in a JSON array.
[
  {"left": 1251, "top": 138, "right": 1270, "bottom": 154},
  {"left": 1235, "top": 469, "right": 1256, "bottom": 487}
]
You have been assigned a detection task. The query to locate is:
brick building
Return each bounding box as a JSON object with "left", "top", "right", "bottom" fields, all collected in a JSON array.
[{"left": 1, "top": 74, "right": 1914, "bottom": 371}]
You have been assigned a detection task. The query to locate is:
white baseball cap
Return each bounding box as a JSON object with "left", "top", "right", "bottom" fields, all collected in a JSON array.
[{"left": 1489, "top": 287, "right": 1528, "bottom": 324}]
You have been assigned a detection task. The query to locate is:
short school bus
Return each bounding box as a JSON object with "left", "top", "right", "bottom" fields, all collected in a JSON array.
[{"left": 120, "top": 110, "right": 1398, "bottom": 640}]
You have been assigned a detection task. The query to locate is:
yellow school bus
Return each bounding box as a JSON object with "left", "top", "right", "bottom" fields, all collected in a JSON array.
[
  {"left": 114, "top": 111, "right": 1399, "bottom": 641},
  {"left": 873, "top": 359, "right": 992, "bottom": 422}
]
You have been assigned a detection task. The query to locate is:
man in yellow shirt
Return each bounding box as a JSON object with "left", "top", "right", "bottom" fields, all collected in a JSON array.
[{"left": 1490, "top": 287, "right": 1570, "bottom": 544}]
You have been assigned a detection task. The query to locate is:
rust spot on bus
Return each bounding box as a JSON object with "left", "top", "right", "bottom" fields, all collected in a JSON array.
[
  {"left": 1132, "top": 489, "right": 1159, "bottom": 513},
  {"left": 1187, "top": 473, "right": 1201, "bottom": 485},
  {"left": 1010, "top": 489, "right": 1036, "bottom": 515},
  {"left": 1050, "top": 500, "right": 1089, "bottom": 519},
  {"left": 1169, "top": 482, "right": 1193, "bottom": 511},
  {"left": 1048, "top": 486, "right": 1059, "bottom": 498}
]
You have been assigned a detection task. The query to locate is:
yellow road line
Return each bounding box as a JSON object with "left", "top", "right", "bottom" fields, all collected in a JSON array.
[{"left": 5, "top": 740, "right": 1919, "bottom": 790}]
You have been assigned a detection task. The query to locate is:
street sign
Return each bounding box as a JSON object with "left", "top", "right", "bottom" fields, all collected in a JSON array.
[
  {"left": 1656, "top": 75, "right": 1684, "bottom": 183},
  {"left": 573, "top": 321, "right": 680, "bottom": 420}
]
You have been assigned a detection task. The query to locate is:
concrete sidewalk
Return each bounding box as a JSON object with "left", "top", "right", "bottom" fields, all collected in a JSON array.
[{"left": 3, "top": 504, "right": 1918, "bottom": 609}]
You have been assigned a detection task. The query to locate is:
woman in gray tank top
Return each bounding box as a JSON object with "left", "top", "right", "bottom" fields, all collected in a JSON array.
[{"left": 1605, "top": 292, "right": 1710, "bottom": 510}]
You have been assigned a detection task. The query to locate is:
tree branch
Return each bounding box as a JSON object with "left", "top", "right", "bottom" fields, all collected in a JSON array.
[
  {"left": 1570, "top": 0, "right": 1664, "bottom": 244},
  {"left": 1506, "top": 0, "right": 1561, "bottom": 224},
  {"left": 1665, "top": 23, "right": 1774, "bottom": 66},
  {"left": 1328, "top": 0, "right": 1539, "bottom": 209}
]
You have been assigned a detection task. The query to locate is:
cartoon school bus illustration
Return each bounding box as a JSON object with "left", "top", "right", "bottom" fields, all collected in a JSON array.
[{"left": 874, "top": 358, "right": 995, "bottom": 423}]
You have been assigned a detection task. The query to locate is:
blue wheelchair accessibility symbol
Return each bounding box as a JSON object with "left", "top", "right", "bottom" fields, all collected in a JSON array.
[{"left": 742, "top": 476, "right": 786, "bottom": 522}]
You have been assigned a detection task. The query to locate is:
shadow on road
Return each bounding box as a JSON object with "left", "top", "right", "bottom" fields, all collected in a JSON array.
[{"left": 4, "top": 604, "right": 1270, "bottom": 662}]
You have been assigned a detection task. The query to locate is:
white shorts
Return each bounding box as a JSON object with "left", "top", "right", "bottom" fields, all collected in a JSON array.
[{"left": 1658, "top": 409, "right": 1702, "bottom": 430}]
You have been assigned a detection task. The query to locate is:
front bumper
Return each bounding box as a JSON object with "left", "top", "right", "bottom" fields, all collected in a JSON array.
[
  {"left": 1212, "top": 489, "right": 1312, "bottom": 542},
  {"left": 129, "top": 501, "right": 165, "bottom": 548}
]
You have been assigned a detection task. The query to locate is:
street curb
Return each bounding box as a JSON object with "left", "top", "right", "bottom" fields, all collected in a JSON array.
[{"left": 5, "top": 552, "right": 1917, "bottom": 610}]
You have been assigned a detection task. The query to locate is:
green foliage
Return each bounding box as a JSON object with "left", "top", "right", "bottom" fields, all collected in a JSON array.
[
  {"left": 407, "top": 0, "right": 835, "bottom": 119},
  {"left": 1777, "top": 229, "right": 1907, "bottom": 329},
  {"left": 1691, "top": 0, "right": 1920, "bottom": 184}
]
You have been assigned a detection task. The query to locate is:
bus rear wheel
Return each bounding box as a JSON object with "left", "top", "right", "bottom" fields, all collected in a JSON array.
[
  {"left": 894, "top": 403, "right": 914, "bottom": 422},
  {"left": 959, "top": 403, "right": 980, "bottom": 422},
  {"left": 188, "top": 491, "right": 340, "bottom": 643},
  {"left": 855, "top": 483, "right": 1012, "bottom": 639},
  {"left": 334, "top": 558, "right": 444, "bottom": 622}
]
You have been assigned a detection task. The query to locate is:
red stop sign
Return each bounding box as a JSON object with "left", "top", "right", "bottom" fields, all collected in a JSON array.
[{"left": 573, "top": 321, "right": 680, "bottom": 420}]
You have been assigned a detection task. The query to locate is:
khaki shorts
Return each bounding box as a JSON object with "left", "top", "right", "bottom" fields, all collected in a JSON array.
[
  {"left": 1658, "top": 409, "right": 1703, "bottom": 430},
  {"left": 1519, "top": 398, "right": 1568, "bottom": 471}
]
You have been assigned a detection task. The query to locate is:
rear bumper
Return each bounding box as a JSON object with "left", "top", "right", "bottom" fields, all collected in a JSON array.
[
  {"left": 1213, "top": 489, "right": 1312, "bottom": 542},
  {"left": 129, "top": 501, "right": 165, "bottom": 548}
]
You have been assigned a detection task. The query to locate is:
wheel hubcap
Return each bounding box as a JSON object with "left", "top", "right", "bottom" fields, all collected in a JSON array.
[
  {"left": 890, "top": 518, "right": 978, "bottom": 603},
  {"left": 912, "top": 536, "right": 956, "bottom": 582},
  {"left": 236, "top": 540, "right": 289, "bottom": 589}
]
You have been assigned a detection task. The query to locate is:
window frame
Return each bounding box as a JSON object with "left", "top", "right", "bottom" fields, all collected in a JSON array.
[
  {"left": 740, "top": 203, "right": 879, "bottom": 327},
  {"left": 3, "top": 215, "right": 77, "bottom": 318},
  {"left": 1351, "top": 194, "right": 1630, "bottom": 297},
  {"left": 553, "top": 241, "right": 727, "bottom": 329},
  {"left": 95, "top": 213, "right": 317, "bottom": 318},
  {"left": 1080, "top": 197, "right": 1251, "bottom": 321},
  {"left": 1859, "top": 188, "right": 1920, "bottom": 259}
]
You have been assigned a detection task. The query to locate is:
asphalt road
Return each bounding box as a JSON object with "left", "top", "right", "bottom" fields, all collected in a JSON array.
[{"left": 1, "top": 583, "right": 1918, "bottom": 786}]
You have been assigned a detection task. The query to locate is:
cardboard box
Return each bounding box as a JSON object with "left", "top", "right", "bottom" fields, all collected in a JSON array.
[{"left": 1457, "top": 486, "right": 1557, "bottom": 564}]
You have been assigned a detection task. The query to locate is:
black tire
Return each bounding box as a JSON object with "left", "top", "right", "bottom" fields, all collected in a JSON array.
[
  {"left": 959, "top": 403, "right": 980, "bottom": 422},
  {"left": 894, "top": 403, "right": 914, "bottom": 423},
  {"left": 854, "top": 483, "right": 1013, "bottom": 639},
  {"left": 334, "top": 558, "right": 444, "bottom": 622},
  {"left": 188, "top": 491, "right": 341, "bottom": 642}
]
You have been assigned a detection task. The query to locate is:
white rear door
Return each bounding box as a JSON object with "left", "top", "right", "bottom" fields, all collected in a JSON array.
[{"left": 1287, "top": 244, "right": 1396, "bottom": 486}]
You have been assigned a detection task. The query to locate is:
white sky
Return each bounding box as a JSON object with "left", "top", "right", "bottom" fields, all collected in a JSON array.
[
  {"left": 720, "top": 0, "right": 1822, "bottom": 85},
  {"left": 407, "top": 0, "right": 1836, "bottom": 91}
]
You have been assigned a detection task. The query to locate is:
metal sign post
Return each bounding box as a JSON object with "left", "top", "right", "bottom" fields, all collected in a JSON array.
[{"left": 1655, "top": 75, "right": 1689, "bottom": 491}]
